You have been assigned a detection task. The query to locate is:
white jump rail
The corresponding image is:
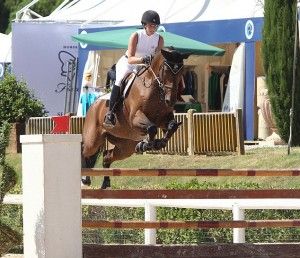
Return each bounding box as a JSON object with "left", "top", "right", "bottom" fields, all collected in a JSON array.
[{"left": 4, "top": 194, "right": 300, "bottom": 246}]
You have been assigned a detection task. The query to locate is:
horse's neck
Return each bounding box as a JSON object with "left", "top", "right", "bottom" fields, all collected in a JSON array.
[{"left": 150, "top": 53, "right": 163, "bottom": 75}]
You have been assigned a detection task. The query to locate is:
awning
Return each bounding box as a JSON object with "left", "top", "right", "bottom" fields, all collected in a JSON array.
[{"left": 72, "top": 27, "right": 225, "bottom": 56}]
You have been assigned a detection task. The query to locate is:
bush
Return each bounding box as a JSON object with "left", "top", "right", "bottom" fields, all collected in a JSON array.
[
  {"left": 0, "top": 74, "right": 47, "bottom": 127},
  {"left": 0, "top": 122, "right": 22, "bottom": 255}
]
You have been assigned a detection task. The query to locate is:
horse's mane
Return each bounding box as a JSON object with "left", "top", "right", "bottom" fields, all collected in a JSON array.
[{"left": 150, "top": 51, "right": 164, "bottom": 75}]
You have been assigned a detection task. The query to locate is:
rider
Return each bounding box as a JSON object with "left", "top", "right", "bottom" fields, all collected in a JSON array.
[{"left": 103, "top": 10, "right": 164, "bottom": 127}]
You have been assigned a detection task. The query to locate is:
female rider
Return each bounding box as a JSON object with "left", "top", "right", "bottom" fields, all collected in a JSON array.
[{"left": 104, "top": 10, "right": 164, "bottom": 127}]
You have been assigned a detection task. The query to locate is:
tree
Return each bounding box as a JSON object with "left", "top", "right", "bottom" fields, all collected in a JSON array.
[
  {"left": 262, "top": 0, "right": 300, "bottom": 144},
  {"left": 0, "top": 1, "right": 9, "bottom": 33},
  {"left": 2, "top": 0, "right": 61, "bottom": 33}
]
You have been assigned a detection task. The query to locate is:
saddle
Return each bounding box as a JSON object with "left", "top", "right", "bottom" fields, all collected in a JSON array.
[{"left": 119, "top": 66, "right": 148, "bottom": 99}]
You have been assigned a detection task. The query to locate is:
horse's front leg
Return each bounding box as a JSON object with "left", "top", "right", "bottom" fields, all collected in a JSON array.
[
  {"left": 132, "top": 110, "right": 158, "bottom": 153},
  {"left": 162, "top": 119, "right": 182, "bottom": 145}
]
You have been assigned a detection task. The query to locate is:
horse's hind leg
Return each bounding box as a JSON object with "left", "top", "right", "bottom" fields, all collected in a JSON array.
[
  {"left": 100, "top": 149, "right": 111, "bottom": 189},
  {"left": 81, "top": 149, "right": 99, "bottom": 186},
  {"left": 82, "top": 129, "right": 106, "bottom": 186},
  {"left": 100, "top": 138, "right": 137, "bottom": 189}
]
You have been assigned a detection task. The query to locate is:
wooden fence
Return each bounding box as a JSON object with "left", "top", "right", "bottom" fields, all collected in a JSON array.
[{"left": 26, "top": 109, "right": 244, "bottom": 155}]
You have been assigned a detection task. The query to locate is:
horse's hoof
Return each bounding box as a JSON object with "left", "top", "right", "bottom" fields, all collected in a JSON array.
[
  {"left": 101, "top": 178, "right": 111, "bottom": 189},
  {"left": 135, "top": 142, "right": 145, "bottom": 154},
  {"left": 158, "top": 140, "right": 167, "bottom": 149},
  {"left": 81, "top": 176, "right": 91, "bottom": 186},
  {"left": 152, "top": 139, "right": 166, "bottom": 150}
]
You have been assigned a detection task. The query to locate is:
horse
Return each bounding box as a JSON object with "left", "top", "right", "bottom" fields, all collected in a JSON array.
[{"left": 81, "top": 47, "right": 191, "bottom": 189}]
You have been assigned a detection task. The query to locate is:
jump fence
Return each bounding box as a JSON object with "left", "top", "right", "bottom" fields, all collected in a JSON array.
[{"left": 17, "top": 134, "right": 300, "bottom": 258}]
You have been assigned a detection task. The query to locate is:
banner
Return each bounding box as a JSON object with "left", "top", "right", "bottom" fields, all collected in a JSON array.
[{"left": 12, "top": 23, "right": 79, "bottom": 115}]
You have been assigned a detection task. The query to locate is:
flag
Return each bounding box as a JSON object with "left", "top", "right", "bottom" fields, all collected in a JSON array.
[{"left": 51, "top": 115, "right": 70, "bottom": 134}]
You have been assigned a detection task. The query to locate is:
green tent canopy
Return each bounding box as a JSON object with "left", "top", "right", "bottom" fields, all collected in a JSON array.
[{"left": 72, "top": 27, "right": 225, "bottom": 56}]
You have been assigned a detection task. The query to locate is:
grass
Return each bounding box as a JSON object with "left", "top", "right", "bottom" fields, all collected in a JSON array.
[{"left": 7, "top": 146, "right": 300, "bottom": 191}]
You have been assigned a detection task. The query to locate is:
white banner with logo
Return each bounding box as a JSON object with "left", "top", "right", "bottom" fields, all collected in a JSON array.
[{"left": 12, "top": 23, "right": 79, "bottom": 115}]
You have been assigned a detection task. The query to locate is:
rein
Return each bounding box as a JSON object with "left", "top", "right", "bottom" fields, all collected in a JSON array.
[{"left": 137, "top": 58, "right": 184, "bottom": 101}]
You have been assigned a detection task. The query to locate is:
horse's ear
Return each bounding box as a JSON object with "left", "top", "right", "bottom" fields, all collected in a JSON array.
[
  {"left": 161, "top": 48, "right": 168, "bottom": 55},
  {"left": 161, "top": 48, "right": 173, "bottom": 60},
  {"left": 182, "top": 52, "right": 192, "bottom": 60}
]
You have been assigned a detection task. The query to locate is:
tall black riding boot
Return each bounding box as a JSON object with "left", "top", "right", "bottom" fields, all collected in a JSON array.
[{"left": 104, "top": 85, "right": 120, "bottom": 128}]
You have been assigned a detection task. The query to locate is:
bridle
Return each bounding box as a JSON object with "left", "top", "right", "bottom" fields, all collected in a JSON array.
[{"left": 141, "top": 58, "right": 184, "bottom": 101}]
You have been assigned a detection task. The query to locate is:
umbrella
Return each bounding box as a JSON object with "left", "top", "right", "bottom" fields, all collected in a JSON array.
[{"left": 72, "top": 27, "right": 225, "bottom": 56}]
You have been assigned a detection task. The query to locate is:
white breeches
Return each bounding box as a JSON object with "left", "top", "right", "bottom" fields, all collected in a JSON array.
[{"left": 115, "top": 55, "right": 138, "bottom": 87}]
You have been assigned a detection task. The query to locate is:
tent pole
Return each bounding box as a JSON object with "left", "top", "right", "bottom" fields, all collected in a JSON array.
[
  {"left": 15, "top": 0, "right": 40, "bottom": 21},
  {"left": 288, "top": 0, "right": 299, "bottom": 155}
]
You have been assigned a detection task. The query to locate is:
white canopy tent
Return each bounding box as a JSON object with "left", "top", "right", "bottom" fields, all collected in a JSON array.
[
  {"left": 0, "top": 33, "right": 12, "bottom": 63},
  {"left": 39, "top": 0, "right": 263, "bottom": 24}
]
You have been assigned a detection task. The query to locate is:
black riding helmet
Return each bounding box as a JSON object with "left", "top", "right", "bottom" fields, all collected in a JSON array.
[{"left": 141, "top": 10, "right": 160, "bottom": 25}]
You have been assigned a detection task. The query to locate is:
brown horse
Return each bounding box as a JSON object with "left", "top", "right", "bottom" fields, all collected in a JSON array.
[{"left": 82, "top": 47, "right": 190, "bottom": 188}]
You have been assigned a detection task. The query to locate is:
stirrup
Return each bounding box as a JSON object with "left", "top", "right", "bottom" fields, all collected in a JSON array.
[{"left": 104, "top": 112, "right": 116, "bottom": 128}]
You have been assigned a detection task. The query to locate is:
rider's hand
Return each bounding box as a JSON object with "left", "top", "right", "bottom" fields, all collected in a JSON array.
[{"left": 141, "top": 55, "right": 152, "bottom": 65}]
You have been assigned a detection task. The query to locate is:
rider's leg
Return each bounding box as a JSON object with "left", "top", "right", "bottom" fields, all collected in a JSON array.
[
  {"left": 104, "top": 55, "right": 131, "bottom": 127},
  {"left": 104, "top": 84, "right": 120, "bottom": 127}
]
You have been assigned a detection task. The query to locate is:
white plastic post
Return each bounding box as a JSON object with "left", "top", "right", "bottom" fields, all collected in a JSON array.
[
  {"left": 232, "top": 204, "right": 245, "bottom": 243},
  {"left": 144, "top": 202, "right": 156, "bottom": 244},
  {"left": 21, "top": 134, "right": 82, "bottom": 258}
]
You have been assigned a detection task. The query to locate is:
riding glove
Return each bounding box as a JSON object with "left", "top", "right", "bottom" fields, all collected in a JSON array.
[{"left": 141, "top": 55, "right": 152, "bottom": 65}]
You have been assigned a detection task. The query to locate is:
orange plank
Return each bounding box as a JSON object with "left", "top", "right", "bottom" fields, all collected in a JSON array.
[
  {"left": 81, "top": 168, "right": 300, "bottom": 177},
  {"left": 82, "top": 219, "right": 300, "bottom": 229}
]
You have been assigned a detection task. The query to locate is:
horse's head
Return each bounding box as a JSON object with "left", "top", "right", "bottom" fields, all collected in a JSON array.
[{"left": 152, "top": 47, "right": 191, "bottom": 107}]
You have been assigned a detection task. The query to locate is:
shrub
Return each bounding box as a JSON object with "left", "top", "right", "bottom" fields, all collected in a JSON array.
[
  {"left": 0, "top": 74, "right": 47, "bottom": 127},
  {"left": 0, "top": 122, "right": 22, "bottom": 255}
]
